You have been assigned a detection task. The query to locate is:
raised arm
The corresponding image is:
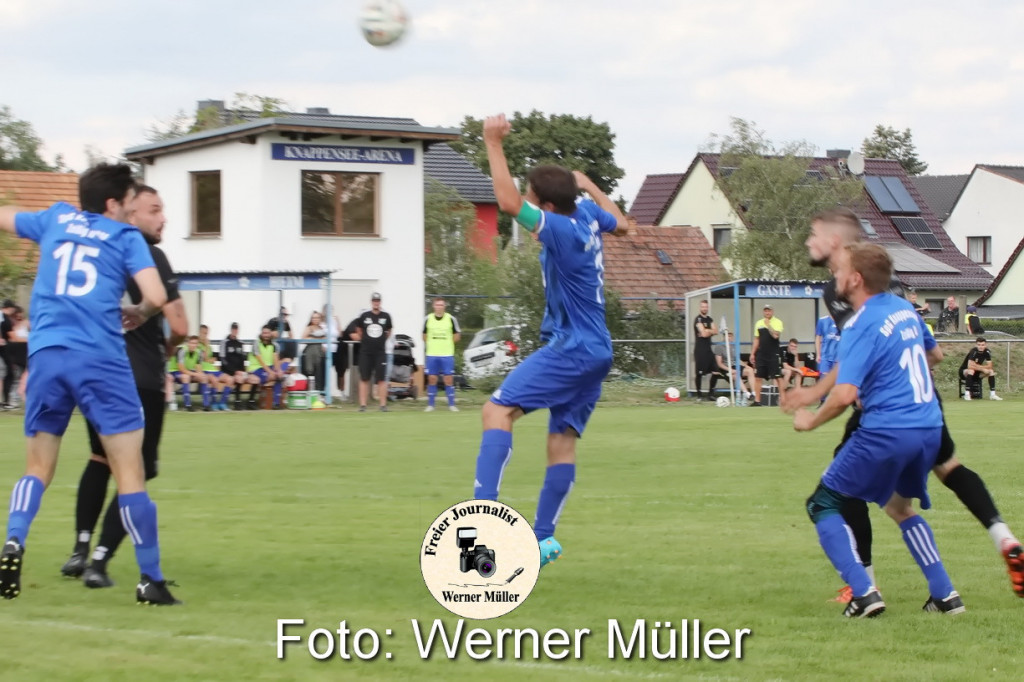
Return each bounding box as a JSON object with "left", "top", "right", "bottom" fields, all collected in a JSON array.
[
  {"left": 483, "top": 114, "right": 523, "bottom": 217},
  {"left": 572, "top": 171, "right": 630, "bottom": 235}
]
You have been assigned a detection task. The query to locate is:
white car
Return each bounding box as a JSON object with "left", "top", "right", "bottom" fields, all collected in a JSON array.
[{"left": 463, "top": 325, "right": 523, "bottom": 378}]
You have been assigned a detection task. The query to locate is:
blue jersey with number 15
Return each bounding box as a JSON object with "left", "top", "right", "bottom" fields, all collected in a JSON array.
[
  {"left": 15, "top": 201, "right": 155, "bottom": 358},
  {"left": 836, "top": 292, "right": 941, "bottom": 430}
]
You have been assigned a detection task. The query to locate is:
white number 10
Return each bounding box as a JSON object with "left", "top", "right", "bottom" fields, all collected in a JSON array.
[
  {"left": 53, "top": 242, "right": 99, "bottom": 297},
  {"left": 899, "top": 345, "right": 934, "bottom": 404}
]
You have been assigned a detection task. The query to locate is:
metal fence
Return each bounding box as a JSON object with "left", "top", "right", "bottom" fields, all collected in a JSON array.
[{"left": 607, "top": 336, "right": 1024, "bottom": 392}]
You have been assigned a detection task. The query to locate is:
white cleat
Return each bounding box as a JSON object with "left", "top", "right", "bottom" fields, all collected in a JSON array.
[
  {"left": 991, "top": 392, "right": 1003, "bottom": 401},
  {"left": 449, "top": 405, "right": 459, "bottom": 412},
  {"left": 424, "top": 405, "right": 435, "bottom": 412}
]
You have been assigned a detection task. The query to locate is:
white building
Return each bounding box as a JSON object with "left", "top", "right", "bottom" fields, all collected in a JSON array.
[{"left": 124, "top": 110, "right": 460, "bottom": 378}]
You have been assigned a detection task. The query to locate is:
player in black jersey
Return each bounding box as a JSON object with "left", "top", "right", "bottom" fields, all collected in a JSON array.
[
  {"left": 784, "top": 207, "right": 1023, "bottom": 600},
  {"left": 60, "top": 186, "right": 188, "bottom": 597}
]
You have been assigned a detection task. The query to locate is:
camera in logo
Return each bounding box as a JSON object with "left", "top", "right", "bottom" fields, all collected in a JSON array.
[{"left": 457, "top": 527, "right": 496, "bottom": 578}]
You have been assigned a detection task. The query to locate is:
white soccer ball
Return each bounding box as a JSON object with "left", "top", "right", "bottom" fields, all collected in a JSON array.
[
  {"left": 359, "top": 0, "right": 408, "bottom": 47},
  {"left": 716, "top": 396, "right": 731, "bottom": 408},
  {"left": 664, "top": 387, "right": 680, "bottom": 401}
]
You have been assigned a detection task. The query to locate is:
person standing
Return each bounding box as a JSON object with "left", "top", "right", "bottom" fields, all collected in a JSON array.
[
  {"left": 354, "top": 293, "right": 392, "bottom": 412},
  {"left": 473, "top": 113, "right": 630, "bottom": 567},
  {"left": 795, "top": 242, "right": 962, "bottom": 617},
  {"left": 937, "top": 297, "right": 959, "bottom": 333},
  {"left": 423, "top": 297, "right": 461, "bottom": 412},
  {"left": 60, "top": 184, "right": 188, "bottom": 591},
  {"left": 0, "top": 164, "right": 178, "bottom": 604},
  {"left": 750, "top": 305, "right": 784, "bottom": 404},
  {"left": 692, "top": 299, "right": 717, "bottom": 401}
]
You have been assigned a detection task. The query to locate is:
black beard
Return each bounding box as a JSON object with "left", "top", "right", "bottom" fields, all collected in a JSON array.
[{"left": 809, "top": 255, "right": 828, "bottom": 268}]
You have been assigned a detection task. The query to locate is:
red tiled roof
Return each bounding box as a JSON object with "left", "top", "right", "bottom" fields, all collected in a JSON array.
[
  {"left": 0, "top": 171, "right": 79, "bottom": 269},
  {"left": 628, "top": 173, "right": 685, "bottom": 225},
  {"left": 641, "top": 153, "right": 991, "bottom": 292},
  {"left": 603, "top": 226, "right": 728, "bottom": 310}
]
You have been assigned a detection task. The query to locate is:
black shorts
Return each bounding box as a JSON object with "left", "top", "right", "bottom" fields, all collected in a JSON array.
[
  {"left": 358, "top": 347, "right": 388, "bottom": 382},
  {"left": 87, "top": 387, "right": 165, "bottom": 480},
  {"left": 755, "top": 355, "right": 780, "bottom": 379}
]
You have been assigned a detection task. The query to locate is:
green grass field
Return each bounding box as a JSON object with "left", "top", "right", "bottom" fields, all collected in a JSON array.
[{"left": 0, "top": 392, "right": 1022, "bottom": 681}]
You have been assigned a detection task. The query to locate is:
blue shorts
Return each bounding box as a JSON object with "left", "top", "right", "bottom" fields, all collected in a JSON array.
[
  {"left": 204, "top": 370, "right": 222, "bottom": 377},
  {"left": 25, "top": 347, "right": 144, "bottom": 437},
  {"left": 823, "top": 427, "right": 941, "bottom": 509},
  {"left": 251, "top": 368, "right": 270, "bottom": 383},
  {"left": 491, "top": 345, "right": 612, "bottom": 436},
  {"left": 818, "top": 359, "right": 834, "bottom": 378},
  {"left": 425, "top": 355, "right": 455, "bottom": 376}
]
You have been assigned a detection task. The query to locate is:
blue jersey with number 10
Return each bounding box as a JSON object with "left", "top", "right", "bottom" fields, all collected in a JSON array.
[
  {"left": 836, "top": 292, "right": 941, "bottom": 430},
  {"left": 15, "top": 201, "right": 155, "bottom": 358},
  {"left": 534, "top": 199, "right": 617, "bottom": 357}
]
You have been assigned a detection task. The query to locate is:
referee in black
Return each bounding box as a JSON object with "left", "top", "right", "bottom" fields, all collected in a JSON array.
[{"left": 60, "top": 185, "right": 188, "bottom": 588}]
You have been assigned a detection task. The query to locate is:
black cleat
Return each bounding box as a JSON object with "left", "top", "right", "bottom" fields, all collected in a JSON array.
[
  {"left": 202, "top": 405, "right": 212, "bottom": 412},
  {"left": 82, "top": 564, "right": 114, "bottom": 589},
  {"left": 186, "top": 405, "right": 195, "bottom": 412},
  {"left": 923, "top": 590, "right": 966, "bottom": 615},
  {"left": 60, "top": 545, "right": 89, "bottom": 578},
  {"left": 0, "top": 538, "right": 25, "bottom": 600},
  {"left": 136, "top": 574, "right": 181, "bottom": 605},
  {"left": 233, "top": 402, "right": 243, "bottom": 411},
  {"left": 842, "top": 587, "right": 886, "bottom": 618}
]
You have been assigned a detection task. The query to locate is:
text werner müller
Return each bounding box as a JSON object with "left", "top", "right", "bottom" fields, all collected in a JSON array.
[{"left": 277, "top": 618, "right": 751, "bottom": 661}]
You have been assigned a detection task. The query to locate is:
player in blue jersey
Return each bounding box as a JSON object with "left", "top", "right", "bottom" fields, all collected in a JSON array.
[
  {"left": 795, "top": 242, "right": 963, "bottom": 617},
  {"left": 813, "top": 314, "right": 839, "bottom": 378},
  {"left": 786, "top": 208, "right": 1023, "bottom": 601},
  {"left": 0, "top": 163, "right": 179, "bottom": 605},
  {"left": 474, "top": 114, "right": 630, "bottom": 566}
]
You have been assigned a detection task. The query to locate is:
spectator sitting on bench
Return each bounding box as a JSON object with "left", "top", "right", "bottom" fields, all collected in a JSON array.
[
  {"left": 198, "top": 324, "right": 232, "bottom": 411},
  {"left": 713, "top": 331, "right": 756, "bottom": 403},
  {"left": 221, "top": 322, "right": 255, "bottom": 410},
  {"left": 247, "top": 325, "right": 286, "bottom": 410},
  {"left": 960, "top": 337, "right": 1002, "bottom": 401},
  {"left": 173, "top": 335, "right": 212, "bottom": 411}
]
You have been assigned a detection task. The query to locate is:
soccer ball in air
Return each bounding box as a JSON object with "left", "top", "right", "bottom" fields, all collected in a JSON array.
[
  {"left": 716, "top": 396, "right": 731, "bottom": 408},
  {"left": 359, "top": 0, "right": 408, "bottom": 47},
  {"left": 664, "top": 387, "right": 680, "bottom": 402}
]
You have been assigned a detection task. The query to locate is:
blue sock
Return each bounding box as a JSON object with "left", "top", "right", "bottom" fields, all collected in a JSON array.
[
  {"left": 221, "top": 386, "right": 231, "bottom": 404},
  {"left": 900, "top": 515, "right": 955, "bottom": 599},
  {"left": 445, "top": 385, "right": 456, "bottom": 407},
  {"left": 6, "top": 475, "right": 44, "bottom": 544},
  {"left": 815, "top": 514, "right": 873, "bottom": 597},
  {"left": 118, "top": 491, "right": 163, "bottom": 581},
  {"left": 273, "top": 380, "right": 282, "bottom": 404},
  {"left": 534, "top": 464, "right": 575, "bottom": 540},
  {"left": 474, "top": 429, "right": 512, "bottom": 500},
  {"left": 182, "top": 384, "right": 192, "bottom": 407},
  {"left": 201, "top": 383, "right": 211, "bottom": 407},
  {"left": 427, "top": 384, "right": 437, "bottom": 407}
]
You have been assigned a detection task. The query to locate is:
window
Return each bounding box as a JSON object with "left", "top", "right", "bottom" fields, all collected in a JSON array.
[
  {"left": 967, "top": 236, "right": 992, "bottom": 265},
  {"left": 859, "top": 219, "right": 877, "bottom": 237},
  {"left": 301, "top": 171, "right": 379, "bottom": 236},
  {"left": 713, "top": 227, "right": 731, "bottom": 253},
  {"left": 191, "top": 171, "right": 221, "bottom": 236}
]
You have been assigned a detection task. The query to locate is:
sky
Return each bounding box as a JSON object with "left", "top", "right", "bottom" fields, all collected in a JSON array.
[{"left": 2, "top": 0, "right": 1023, "bottom": 204}]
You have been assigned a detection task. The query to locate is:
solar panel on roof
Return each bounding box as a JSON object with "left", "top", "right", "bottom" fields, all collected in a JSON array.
[
  {"left": 655, "top": 249, "right": 673, "bottom": 265},
  {"left": 880, "top": 176, "right": 919, "bottom": 213},
  {"left": 892, "top": 217, "right": 941, "bottom": 250},
  {"left": 864, "top": 176, "right": 902, "bottom": 212}
]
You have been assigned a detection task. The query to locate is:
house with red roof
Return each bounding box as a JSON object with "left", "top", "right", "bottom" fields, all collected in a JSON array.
[{"left": 630, "top": 152, "right": 992, "bottom": 314}]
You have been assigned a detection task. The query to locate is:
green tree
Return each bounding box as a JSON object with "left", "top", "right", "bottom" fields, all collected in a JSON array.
[
  {"left": 0, "top": 194, "right": 36, "bottom": 294},
  {"left": 861, "top": 124, "right": 928, "bottom": 176},
  {"left": 451, "top": 111, "right": 625, "bottom": 241},
  {"left": 708, "top": 118, "right": 865, "bottom": 280},
  {"left": 0, "top": 105, "right": 56, "bottom": 171}
]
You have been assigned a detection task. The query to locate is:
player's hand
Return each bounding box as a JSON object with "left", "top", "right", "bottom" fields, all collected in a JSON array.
[
  {"left": 483, "top": 114, "right": 511, "bottom": 144},
  {"left": 793, "top": 408, "right": 816, "bottom": 432},
  {"left": 571, "top": 170, "right": 593, "bottom": 193},
  {"left": 780, "top": 386, "right": 814, "bottom": 413},
  {"left": 122, "top": 304, "right": 147, "bottom": 330}
]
